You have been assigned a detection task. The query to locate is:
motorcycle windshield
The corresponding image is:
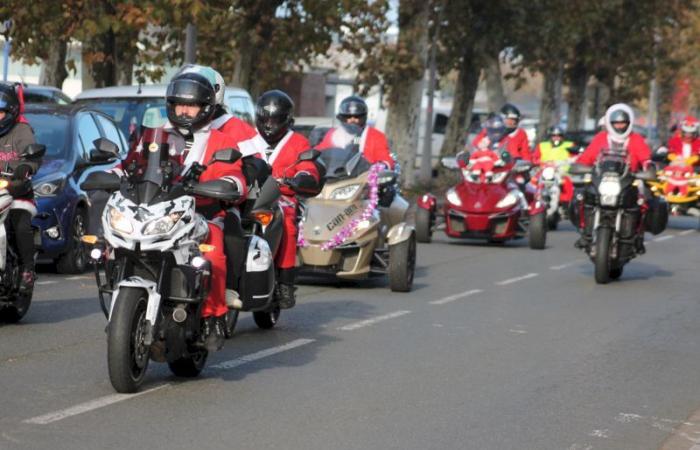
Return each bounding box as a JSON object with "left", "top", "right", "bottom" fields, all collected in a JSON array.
[
  {"left": 596, "top": 149, "right": 628, "bottom": 175},
  {"left": 319, "top": 147, "right": 371, "bottom": 181},
  {"left": 126, "top": 142, "right": 180, "bottom": 205}
]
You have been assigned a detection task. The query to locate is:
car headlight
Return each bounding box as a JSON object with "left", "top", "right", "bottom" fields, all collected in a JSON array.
[
  {"left": 541, "top": 166, "right": 556, "bottom": 180},
  {"left": 109, "top": 207, "right": 134, "bottom": 235},
  {"left": 496, "top": 192, "right": 519, "bottom": 209},
  {"left": 330, "top": 184, "right": 360, "bottom": 200},
  {"left": 143, "top": 212, "right": 184, "bottom": 236},
  {"left": 34, "top": 178, "right": 65, "bottom": 197},
  {"left": 446, "top": 188, "right": 462, "bottom": 206}
]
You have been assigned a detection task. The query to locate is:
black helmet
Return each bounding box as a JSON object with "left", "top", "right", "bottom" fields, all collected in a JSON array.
[
  {"left": 0, "top": 83, "right": 20, "bottom": 137},
  {"left": 337, "top": 95, "right": 368, "bottom": 127},
  {"left": 255, "top": 90, "right": 294, "bottom": 144},
  {"left": 165, "top": 72, "right": 216, "bottom": 132},
  {"left": 547, "top": 125, "right": 564, "bottom": 137},
  {"left": 500, "top": 103, "right": 521, "bottom": 120}
]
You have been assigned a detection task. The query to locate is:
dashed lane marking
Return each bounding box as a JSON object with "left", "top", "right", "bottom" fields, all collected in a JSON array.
[
  {"left": 210, "top": 338, "right": 315, "bottom": 370},
  {"left": 429, "top": 289, "right": 483, "bottom": 305},
  {"left": 35, "top": 281, "right": 57, "bottom": 286},
  {"left": 550, "top": 261, "right": 581, "bottom": 270},
  {"left": 495, "top": 273, "right": 539, "bottom": 286},
  {"left": 338, "top": 310, "right": 412, "bottom": 331},
  {"left": 66, "top": 276, "right": 90, "bottom": 280},
  {"left": 653, "top": 235, "right": 674, "bottom": 242},
  {"left": 679, "top": 229, "right": 696, "bottom": 236}
]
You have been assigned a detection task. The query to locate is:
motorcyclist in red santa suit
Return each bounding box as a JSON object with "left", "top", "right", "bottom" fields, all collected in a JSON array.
[
  {"left": 117, "top": 72, "right": 248, "bottom": 351},
  {"left": 236, "top": 90, "right": 320, "bottom": 308},
  {"left": 317, "top": 95, "right": 395, "bottom": 169},
  {"left": 472, "top": 103, "right": 531, "bottom": 161},
  {"left": 665, "top": 115, "right": 700, "bottom": 162}
]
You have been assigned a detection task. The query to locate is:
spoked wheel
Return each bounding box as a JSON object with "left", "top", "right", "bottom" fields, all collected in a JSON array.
[
  {"left": 389, "top": 233, "right": 416, "bottom": 292},
  {"left": 594, "top": 227, "right": 613, "bottom": 284},
  {"left": 415, "top": 208, "right": 433, "bottom": 243},
  {"left": 107, "top": 287, "right": 150, "bottom": 393},
  {"left": 56, "top": 209, "right": 88, "bottom": 274},
  {"left": 168, "top": 349, "right": 208, "bottom": 377},
  {"left": 253, "top": 306, "right": 280, "bottom": 329},
  {"left": 224, "top": 309, "right": 239, "bottom": 338}
]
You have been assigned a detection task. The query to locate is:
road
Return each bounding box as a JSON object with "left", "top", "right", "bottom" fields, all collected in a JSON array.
[{"left": 1, "top": 218, "right": 700, "bottom": 449}]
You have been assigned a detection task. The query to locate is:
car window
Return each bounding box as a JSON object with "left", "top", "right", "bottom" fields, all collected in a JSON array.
[
  {"left": 433, "top": 113, "right": 448, "bottom": 135},
  {"left": 95, "top": 114, "right": 128, "bottom": 157},
  {"left": 76, "top": 113, "right": 103, "bottom": 158},
  {"left": 53, "top": 92, "right": 71, "bottom": 105},
  {"left": 226, "top": 95, "right": 254, "bottom": 125},
  {"left": 74, "top": 98, "right": 167, "bottom": 140},
  {"left": 23, "top": 92, "right": 54, "bottom": 104},
  {"left": 142, "top": 105, "right": 167, "bottom": 128},
  {"left": 24, "top": 113, "right": 71, "bottom": 160}
]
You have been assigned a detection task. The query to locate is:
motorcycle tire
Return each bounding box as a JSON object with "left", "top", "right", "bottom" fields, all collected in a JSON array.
[
  {"left": 224, "top": 309, "right": 239, "bottom": 339},
  {"left": 610, "top": 266, "right": 624, "bottom": 280},
  {"left": 168, "top": 349, "right": 208, "bottom": 378},
  {"left": 107, "top": 287, "right": 150, "bottom": 393},
  {"left": 253, "top": 306, "right": 280, "bottom": 329},
  {"left": 0, "top": 292, "right": 32, "bottom": 323},
  {"left": 389, "top": 233, "right": 416, "bottom": 292},
  {"left": 594, "top": 227, "right": 613, "bottom": 284},
  {"left": 415, "top": 208, "right": 433, "bottom": 243},
  {"left": 528, "top": 212, "right": 547, "bottom": 250}
]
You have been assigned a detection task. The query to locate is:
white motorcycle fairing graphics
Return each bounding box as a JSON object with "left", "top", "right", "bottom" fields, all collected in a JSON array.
[{"left": 0, "top": 190, "right": 12, "bottom": 271}]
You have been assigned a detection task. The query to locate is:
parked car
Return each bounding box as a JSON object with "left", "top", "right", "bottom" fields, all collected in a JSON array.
[
  {"left": 73, "top": 84, "right": 255, "bottom": 145},
  {"left": 22, "top": 84, "right": 72, "bottom": 105},
  {"left": 24, "top": 104, "right": 127, "bottom": 273}
]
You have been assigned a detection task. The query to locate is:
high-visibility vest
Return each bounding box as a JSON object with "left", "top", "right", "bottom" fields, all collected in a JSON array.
[{"left": 539, "top": 140, "right": 574, "bottom": 162}]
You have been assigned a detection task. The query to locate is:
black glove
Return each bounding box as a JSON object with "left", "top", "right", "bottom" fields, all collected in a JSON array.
[{"left": 8, "top": 178, "right": 32, "bottom": 198}]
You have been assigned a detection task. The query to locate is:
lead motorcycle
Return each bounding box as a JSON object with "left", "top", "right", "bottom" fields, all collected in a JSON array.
[
  {"left": 81, "top": 137, "right": 243, "bottom": 393},
  {"left": 570, "top": 149, "right": 665, "bottom": 284},
  {"left": 0, "top": 143, "right": 45, "bottom": 323}
]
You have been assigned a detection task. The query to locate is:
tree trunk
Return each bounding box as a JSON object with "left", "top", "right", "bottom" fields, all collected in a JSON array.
[
  {"left": 231, "top": 44, "right": 255, "bottom": 94},
  {"left": 656, "top": 74, "right": 675, "bottom": 145},
  {"left": 115, "top": 32, "right": 136, "bottom": 86},
  {"left": 39, "top": 40, "right": 68, "bottom": 89},
  {"left": 536, "top": 64, "right": 563, "bottom": 142},
  {"left": 484, "top": 50, "right": 505, "bottom": 112},
  {"left": 385, "top": 1, "right": 430, "bottom": 188},
  {"left": 566, "top": 61, "right": 588, "bottom": 131},
  {"left": 440, "top": 52, "right": 480, "bottom": 157}
]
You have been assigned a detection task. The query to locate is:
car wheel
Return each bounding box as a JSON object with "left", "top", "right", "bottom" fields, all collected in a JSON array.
[{"left": 56, "top": 208, "right": 88, "bottom": 274}]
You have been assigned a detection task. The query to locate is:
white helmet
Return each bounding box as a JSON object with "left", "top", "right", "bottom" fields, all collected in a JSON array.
[
  {"left": 176, "top": 64, "right": 226, "bottom": 106},
  {"left": 604, "top": 103, "right": 634, "bottom": 144}
]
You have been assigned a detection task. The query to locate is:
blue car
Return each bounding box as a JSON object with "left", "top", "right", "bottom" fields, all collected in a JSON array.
[{"left": 24, "top": 105, "right": 128, "bottom": 273}]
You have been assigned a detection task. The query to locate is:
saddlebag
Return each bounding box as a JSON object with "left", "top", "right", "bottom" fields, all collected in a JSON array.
[
  {"left": 239, "top": 235, "right": 275, "bottom": 311},
  {"left": 645, "top": 195, "right": 668, "bottom": 235}
]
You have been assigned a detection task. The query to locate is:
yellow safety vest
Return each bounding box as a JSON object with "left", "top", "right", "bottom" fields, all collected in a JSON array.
[{"left": 539, "top": 140, "right": 574, "bottom": 162}]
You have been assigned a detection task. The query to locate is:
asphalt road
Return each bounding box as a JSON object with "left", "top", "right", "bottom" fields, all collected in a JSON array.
[{"left": 2, "top": 218, "right": 700, "bottom": 450}]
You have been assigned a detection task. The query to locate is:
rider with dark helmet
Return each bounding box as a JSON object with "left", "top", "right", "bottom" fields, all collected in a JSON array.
[
  {"left": 237, "top": 90, "right": 320, "bottom": 308},
  {"left": 0, "top": 83, "right": 40, "bottom": 293},
  {"left": 472, "top": 102, "right": 531, "bottom": 161},
  {"left": 117, "top": 71, "right": 249, "bottom": 351},
  {"left": 317, "top": 95, "right": 395, "bottom": 169}
]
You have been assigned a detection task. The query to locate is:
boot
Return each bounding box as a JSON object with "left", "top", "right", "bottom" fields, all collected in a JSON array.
[
  {"left": 200, "top": 316, "right": 225, "bottom": 352},
  {"left": 575, "top": 205, "right": 594, "bottom": 250},
  {"left": 276, "top": 283, "right": 297, "bottom": 309},
  {"left": 19, "top": 270, "right": 35, "bottom": 294}
]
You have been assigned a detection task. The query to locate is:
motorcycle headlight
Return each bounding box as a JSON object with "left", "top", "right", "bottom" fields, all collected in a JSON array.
[
  {"left": 143, "top": 212, "right": 184, "bottom": 236},
  {"left": 446, "top": 188, "right": 462, "bottom": 206},
  {"left": 109, "top": 207, "right": 134, "bottom": 235},
  {"left": 541, "top": 167, "right": 556, "bottom": 180},
  {"left": 34, "top": 177, "right": 66, "bottom": 197},
  {"left": 496, "top": 192, "right": 519, "bottom": 209},
  {"left": 598, "top": 176, "right": 621, "bottom": 206},
  {"left": 330, "top": 184, "right": 360, "bottom": 200}
]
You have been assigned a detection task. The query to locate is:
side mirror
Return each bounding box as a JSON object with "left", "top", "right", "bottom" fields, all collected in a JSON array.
[
  {"left": 20, "top": 143, "right": 46, "bottom": 160},
  {"left": 80, "top": 171, "right": 121, "bottom": 192},
  {"left": 209, "top": 148, "right": 242, "bottom": 164},
  {"left": 298, "top": 149, "right": 321, "bottom": 162},
  {"left": 89, "top": 138, "right": 120, "bottom": 164}
]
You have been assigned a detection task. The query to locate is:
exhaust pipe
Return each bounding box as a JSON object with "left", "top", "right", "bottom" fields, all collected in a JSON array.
[{"left": 173, "top": 307, "right": 187, "bottom": 323}]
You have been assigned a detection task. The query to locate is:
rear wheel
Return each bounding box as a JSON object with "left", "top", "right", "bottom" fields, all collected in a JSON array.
[
  {"left": 415, "top": 208, "right": 433, "bottom": 243},
  {"left": 223, "top": 309, "right": 239, "bottom": 339},
  {"left": 107, "top": 287, "right": 150, "bottom": 393},
  {"left": 594, "top": 227, "right": 613, "bottom": 284},
  {"left": 253, "top": 306, "right": 280, "bottom": 329},
  {"left": 389, "top": 233, "right": 416, "bottom": 292},
  {"left": 529, "top": 212, "right": 547, "bottom": 249},
  {"left": 168, "top": 349, "right": 208, "bottom": 377},
  {"left": 56, "top": 208, "right": 88, "bottom": 274},
  {"left": 0, "top": 292, "right": 31, "bottom": 323}
]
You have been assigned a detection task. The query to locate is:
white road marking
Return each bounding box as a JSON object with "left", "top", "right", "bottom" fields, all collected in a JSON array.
[
  {"left": 589, "top": 429, "right": 610, "bottom": 438},
  {"left": 338, "top": 310, "right": 411, "bottom": 331},
  {"left": 429, "top": 289, "right": 483, "bottom": 305},
  {"left": 508, "top": 329, "right": 527, "bottom": 334},
  {"left": 66, "top": 276, "right": 90, "bottom": 280},
  {"left": 23, "top": 384, "right": 169, "bottom": 425},
  {"left": 35, "top": 281, "right": 57, "bottom": 286},
  {"left": 495, "top": 273, "right": 539, "bottom": 286},
  {"left": 210, "top": 338, "right": 315, "bottom": 370},
  {"left": 679, "top": 229, "right": 695, "bottom": 236},
  {"left": 653, "top": 235, "right": 674, "bottom": 242},
  {"left": 550, "top": 261, "right": 580, "bottom": 270}
]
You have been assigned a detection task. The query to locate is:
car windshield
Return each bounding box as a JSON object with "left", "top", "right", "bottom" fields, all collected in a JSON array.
[
  {"left": 73, "top": 98, "right": 168, "bottom": 141},
  {"left": 24, "top": 112, "right": 71, "bottom": 160}
]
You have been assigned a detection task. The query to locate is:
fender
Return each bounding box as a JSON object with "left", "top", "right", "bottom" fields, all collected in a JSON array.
[
  {"left": 110, "top": 277, "right": 161, "bottom": 334},
  {"left": 528, "top": 198, "right": 547, "bottom": 216},
  {"left": 417, "top": 193, "right": 437, "bottom": 212},
  {"left": 387, "top": 222, "right": 415, "bottom": 246}
]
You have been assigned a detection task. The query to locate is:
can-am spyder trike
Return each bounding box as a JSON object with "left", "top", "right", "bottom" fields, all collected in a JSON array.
[
  {"left": 81, "top": 137, "right": 259, "bottom": 393},
  {"left": 416, "top": 147, "right": 548, "bottom": 249}
]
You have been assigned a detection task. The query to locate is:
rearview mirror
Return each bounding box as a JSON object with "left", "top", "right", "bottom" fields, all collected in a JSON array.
[
  {"left": 20, "top": 143, "right": 46, "bottom": 160},
  {"left": 209, "top": 148, "right": 242, "bottom": 164},
  {"left": 298, "top": 149, "right": 321, "bottom": 162}
]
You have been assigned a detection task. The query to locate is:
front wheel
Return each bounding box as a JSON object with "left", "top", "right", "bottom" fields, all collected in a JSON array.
[
  {"left": 107, "top": 287, "right": 150, "bottom": 393},
  {"left": 389, "top": 233, "right": 416, "bottom": 292},
  {"left": 0, "top": 292, "right": 32, "bottom": 323},
  {"left": 594, "top": 227, "right": 613, "bottom": 284},
  {"left": 253, "top": 306, "right": 280, "bottom": 329},
  {"left": 529, "top": 212, "right": 547, "bottom": 250},
  {"left": 415, "top": 208, "right": 433, "bottom": 243}
]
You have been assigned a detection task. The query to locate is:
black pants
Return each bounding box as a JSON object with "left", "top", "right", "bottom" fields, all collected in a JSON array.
[{"left": 8, "top": 209, "right": 34, "bottom": 271}]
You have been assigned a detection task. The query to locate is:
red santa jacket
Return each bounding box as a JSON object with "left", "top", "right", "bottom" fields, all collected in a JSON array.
[
  {"left": 667, "top": 134, "right": 700, "bottom": 159},
  {"left": 576, "top": 131, "right": 651, "bottom": 172},
  {"left": 317, "top": 125, "right": 395, "bottom": 169},
  {"left": 238, "top": 130, "right": 319, "bottom": 196},
  {"left": 472, "top": 127, "right": 531, "bottom": 161},
  {"left": 121, "top": 126, "right": 247, "bottom": 217},
  {"left": 211, "top": 114, "right": 257, "bottom": 147}
]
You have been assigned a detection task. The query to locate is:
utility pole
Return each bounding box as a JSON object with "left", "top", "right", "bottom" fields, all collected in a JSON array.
[{"left": 184, "top": 23, "right": 197, "bottom": 64}]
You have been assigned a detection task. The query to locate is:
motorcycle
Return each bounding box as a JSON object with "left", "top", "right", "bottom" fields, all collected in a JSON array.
[
  {"left": 296, "top": 142, "right": 416, "bottom": 292},
  {"left": 80, "top": 137, "right": 243, "bottom": 393},
  {"left": 531, "top": 160, "right": 574, "bottom": 230},
  {"left": 647, "top": 154, "right": 700, "bottom": 220},
  {"left": 569, "top": 149, "right": 663, "bottom": 284},
  {"left": 0, "top": 143, "right": 45, "bottom": 323},
  {"left": 416, "top": 148, "right": 548, "bottom": 249}
]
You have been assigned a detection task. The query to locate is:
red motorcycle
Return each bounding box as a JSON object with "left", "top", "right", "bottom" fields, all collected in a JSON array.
[
  {"left": 530, "top": 160, "right": 575, "bottom": 230},
  {"left": 416, "top": 148, "right": 547, "bottom": 248}
]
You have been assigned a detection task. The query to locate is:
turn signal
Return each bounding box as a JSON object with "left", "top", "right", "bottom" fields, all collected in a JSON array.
[
  {"left": 199, "top": 244, "right": 216, "bottom": 253},
  {"left": 253, "top": 211, "right": 274, "bottom": 226},
  {"left": 81, "top": 235, "right": 99, "bottom": 244}
]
